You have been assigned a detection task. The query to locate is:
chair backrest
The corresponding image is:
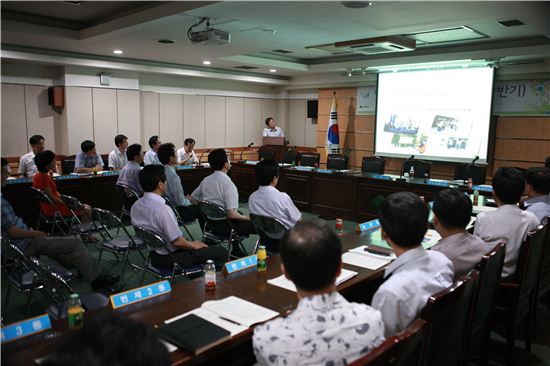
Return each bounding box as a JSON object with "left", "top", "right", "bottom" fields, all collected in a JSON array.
[
  {"left": 347, "top": 319, "right": 427, "bottom": 366},
  {"left": 61, "top": 160, "right": 75, "bottom": 175},
  {"left": 470, "top": 243, "right": 506, "bottom": 333},
  {"left": 361, "top": 156, "right": 386, "bottom": 174},
  {"left": 282, "top": 148, "right": 300, "bottom": 164},
  {"left": 300, "top": 153, "right": 320, "bottom": 167},
  {"left": 115, "top": 184, "right": 140, "bottom": 211},
  {"left": 403, "top": 159, "right": 432, "bottom": 178},
  {"left": 198, "top": 201, "right": 228, "bottom": 221},
  {"left": 419, "top": 271, "right": 479, "bottom": 366},
  {"left": 60, "top": 194, "right": 87, "bottom": 222},
  {"left": 454, "top": 164, "right": 487, "bottom": 185},
  {"left": 133, "top": 226, "right": 171, "bottom": 254},
  {"left": 259, "top": 150, "right": 275, "bottom": 161},
  {"left": 92, "top": 207, "right": 134, "bottom": 240},
  {"left": 327, "top": 154, "right": 348, "bottom": 170},
  {"left": 30, "top": 187, "right": 70, "bottom": 222},
  {"left": 250, "top": 214, "right": 287, "bottom": 240}
]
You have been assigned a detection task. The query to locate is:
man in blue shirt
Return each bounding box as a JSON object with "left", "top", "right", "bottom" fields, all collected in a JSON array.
[
  {"left": 524, "top": 167, "right": 550, "bottom": 223},
  {"left": 1, "top": 158, "right": 118, "bottom": 290},
  {"left": 75, "top": 140, "right": 104, "bottom": 173}
]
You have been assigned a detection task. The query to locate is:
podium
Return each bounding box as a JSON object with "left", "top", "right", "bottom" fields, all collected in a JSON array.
[{"left": 259, "top": 137, "right": 287, "bottom": 162}]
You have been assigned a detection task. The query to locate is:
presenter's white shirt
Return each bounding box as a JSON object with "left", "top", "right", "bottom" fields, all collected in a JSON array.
[
  {"left": 108, "top": 149, "right": 127, "bottom": 170},
  {"left": 176, "top": 148, "right": 198, "bottom": 165},
  {"left": 262, "top": 127, "right": 284, "bottom": 137},
  {"left": 249, "top": 185, "right": 301, "bottom": 230},
  {"left": 18, "top": 151, "right": 37, "bottom": 177},
  {"left": 143, "top": 150, "right": 161, "bottom": 165}
]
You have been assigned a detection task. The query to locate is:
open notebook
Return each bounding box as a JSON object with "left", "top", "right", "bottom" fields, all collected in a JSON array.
[
  {"left": 164, "top": 296, "right": 279, "bottom": 337},
  {"left": 267, "top": 268, "right": 358, "bottom": 292}
]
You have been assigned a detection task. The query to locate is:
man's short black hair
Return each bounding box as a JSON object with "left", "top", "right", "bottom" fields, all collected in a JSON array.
[
  {"left": 379, "top": 192, "right": 428, "bottom": 248},
  {"left": 1, "top": 158, "right": 8, "bottom": 171},
  {"left": 525, "top": 167, "right": 550, "bottom": 195},
  {"left": 264, "top": 117, "right": 273, "bottom": 126},
  {"left": 138, "top": 165, "right": 166, "bottom": 192},
  {"left": 545, "top": 156, "right": 550, "bottom": 169},
  {"left": 42, "top": 313, "right": 170, "bottom": 366},
  {"left": 280, "top": 219, "right": 342, "bottom": 292},
  {"left": 114, "top": 134, "right": 128, "bottom": 147},
  {"left": 148, "top": 135, "right": 159, "bottom": 149},
  {"left": 126, "top": 143, "right": 142, "bottom": 161},
  {"left": 208, "top": 148, "right": 228, "bottom": 170},
  {"left": 255, "top": 159, "right": 279, "bottom": 186},
  {"left": 29, "top": 135, "right": 44, "bottom": 145},
  {"left": 184, "top": 138, "right": 195, "bottom": 146},
  {"left": 81, "top": 140, "right": 95, "bottom": 153},
  {"left": 157, "top": 143, "right": 176, "bottom": 165},
  {"left": 433, "top": 189, "right": 472, "bottom": 230},
  {"left": 34, "top": 150, "right": 56, "bottom": 173},
  {"left": 492, "top": 167, "right": 525, "bottom": 204}
]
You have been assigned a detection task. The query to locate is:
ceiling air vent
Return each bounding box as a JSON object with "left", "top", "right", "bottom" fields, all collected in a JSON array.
[
  {"left": 335, "top": 36, "right": 415, "bottom": 55},
  {"left": 234, "top": 65, "right": 258, "bottom": 70},
  {"left": 498, "top": 19, "right": 525, "bottom": 27},
  {"left": 272, "top": 49, "right": 293, "bottom": 54}
]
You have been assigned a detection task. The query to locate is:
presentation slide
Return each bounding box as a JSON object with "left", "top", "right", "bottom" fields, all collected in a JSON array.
[{"left": 375, "top": 67, "right": 494, "bottom": 164}]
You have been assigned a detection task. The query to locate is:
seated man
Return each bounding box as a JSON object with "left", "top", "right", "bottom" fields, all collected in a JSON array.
[
  {"left": 191, "top": 148, "right": 256, "bottom": 238},
  {"left": 253, "top": 220, "right": 385, "bottom": 366},
  {"left": 523, "top": 167, "right": 550, "bottom": 223},
  {"left": 372, "top": 192, "right": 454, "bottom": 337},
  {"left": 18, "top": 134, "right": 45, "bottom": 177},
  {"left": 177, "top": 138, "right": 199, "bottom": 166},
  {"left": 1, "top": 158, "right": 118, "bottom": 290},
  {"left": 131, "top": 165, "right": 227, "bottom": 268},
  {"left": 158, "top": 143, "right": 200, "bottom": 222},
  {"left": 108, "top": 134, "right": 128, "bottom": 170},
  {"left": 75, "top": 140, "right": 103, "bottom": 173},
  {"left": 249, "top": 159, "right": 301, "bottom": 252},
  {"left": 545, "top": 156, "right": 550, "bottom": 169},
  {"left": 432, "top": 189, "right": 488, "bottom": 278},
  {"left": 474, "top": 167, "right": 539, "bottom": 278},
  {"left": 117, "top": 143, "right": 143, "bottom": 195},
  {"left": 144, "top": 135, "right": 161, "bottom": 165}
]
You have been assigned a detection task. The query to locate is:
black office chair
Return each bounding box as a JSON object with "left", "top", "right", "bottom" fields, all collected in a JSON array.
[
  {"left": 300, "top": 153, "right": 320, "bottom": 167},
  {"left": 361, "top": 156, "right": 386, "bottom": 174},
  {"left": 326, "top": 154, "right": 348, "bottom": 170},
  {"left": 250, "top": 214, "right": 287, "bottom": 254},
  {"left": 282, "top": 148, "right": 301, "bottom": 165},
  {"left": 402, "top": 159, "right": 432, "bottom": 178},
  {"left": 454, "top": 164, "right": 487, "bottom": 185},
  {"left": 61, "top": 160, "right": 75, "bottom": 174},
  {"left": 161, "top": 194, "right": 195, "bottom": 240},
  {"left": 258, "top": 150, "right": 275, "bottom": 161},
  {"left": 114, "top": 184, "right": 140, "bottom": 222}
]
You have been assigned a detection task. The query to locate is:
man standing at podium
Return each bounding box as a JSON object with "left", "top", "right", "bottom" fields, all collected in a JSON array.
[{"left": 262, "top": 117, "right": 284, "bottom": 137}]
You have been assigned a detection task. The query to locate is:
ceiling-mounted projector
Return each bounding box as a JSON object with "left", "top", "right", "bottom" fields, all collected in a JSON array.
[{"left": 188, "top": 17, "right": 230, "bottom": 45}]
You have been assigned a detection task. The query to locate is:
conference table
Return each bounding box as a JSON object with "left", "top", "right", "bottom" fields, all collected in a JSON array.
[{"left": 2, "top": 231, "right": 386, "bottom": 366}]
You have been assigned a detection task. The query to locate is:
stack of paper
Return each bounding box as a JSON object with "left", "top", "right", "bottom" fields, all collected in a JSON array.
[{"left": 267, "top": 268, "right": 358, "bottom": 292}]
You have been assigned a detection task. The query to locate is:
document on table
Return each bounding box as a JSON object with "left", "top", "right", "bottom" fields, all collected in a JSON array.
[
  {"left": 342, "top": 251, "right": 393, "bottom": 270},
  {"left": 164, "top": 296, "right": 279, "bottom": 332},
  {"left": 268, "top": 268, "right": 358, "bottom": 292}
]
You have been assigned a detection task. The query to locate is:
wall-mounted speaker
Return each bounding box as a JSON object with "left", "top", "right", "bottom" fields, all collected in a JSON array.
[
  {"left": 307, "top": 100, "right": 318, "bottom": 118},
  {"left": 48, "top": 86, "right": 64, "bottom": 107}
]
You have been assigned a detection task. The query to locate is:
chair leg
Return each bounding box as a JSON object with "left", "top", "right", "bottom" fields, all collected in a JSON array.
[
  {"left": 252, "top": 237, "right": 260, "bottom": 254},
  {"left": 97, "top": 247, "right": 104, "bottom": 264},
  {"left": 3, "top": 284, "right": 12, "bottom": 311},
  {"left": 119, "top": 251, "right": 130, "bottom": 278},
  {"left": 24, "top": 288, "right": 35, "bottom": 317},
  {"left": 506, "top": 317, "right": 515, "bottom": 366},
  {"left": 182, "top": 224, "right": 194, "bottom": 241},
  {"left": 525, "top": 308, "right": 532, "bottom": 351},
  {"left": 140, "top": 269, "right": 147, "bottom": 286}
]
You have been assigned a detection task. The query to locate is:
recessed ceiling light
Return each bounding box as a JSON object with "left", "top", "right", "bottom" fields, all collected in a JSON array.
[
  {"left": 113, "top": 50, "right": 123, "bottom": 54},
  {"left": 202, "top": 60, "right": 212, "bottom": 65},
  {"left": 342, "top": 1, "right": 372, "bottom": 9},
  {"left": 158, "top": 39, "right": 176, "bottom": 44},
  {"left": 269, "top": 69, "right": 277, "bottom": 73}
]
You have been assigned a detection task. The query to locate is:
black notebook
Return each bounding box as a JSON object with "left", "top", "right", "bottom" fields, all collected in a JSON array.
[{"left": 159, "top": 314, "right": 231, "bottom": 355}]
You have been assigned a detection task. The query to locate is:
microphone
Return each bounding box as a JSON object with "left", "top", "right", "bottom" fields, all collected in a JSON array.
[
  {"left": 239, "top": 142, "right": 254, "bottom": 162},
  {"left": 198, "top": 149, "right": 211, "bottom": 166},
  {"left": 282, "top": 146, "right": 297, "bottom": 164},
  {"left": 464, "top": 155, "right": 479, "bottom": 186}
]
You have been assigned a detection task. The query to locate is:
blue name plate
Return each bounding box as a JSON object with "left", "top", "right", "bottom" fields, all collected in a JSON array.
[
  {"left": 244, "top": 161, "right": 258, "bottom": 165},
  {"left": 54, "top": 175, "right": 80, "bottom": 181},
  {"left": 1, "top": 314, "right": 51, "bottom": 343},
  {"left": 316, "top": 169, "right": 333, "bottom": 174},
  {"left": 473, "top": 185, "right": 493, "bottom": 192},
  {"left": 6, "top": 178, "right": 31, "bottom": 185},
  {"left": 223, "top": 254, "right": 257, "bottom": 274},
  {"left": 426, "top": 180, "right": 450, "bottom": 187},
  {"left": 370, "top": 174, "right": 392, "bottom": 180},
  {"left": 110, "top": 280, "right": 172, "bottom": 309},
  {"left": 175, "top": 165, "right": 194, "bottom": 170},
  {"left": 294, "top": 166, "right": 315, "bottom": 171},
  {"left": 101, "top": 171, "right": 120, "bottom": 176},
  {"left": 358, "top": 219, "right": 381, "bottom": 232}
]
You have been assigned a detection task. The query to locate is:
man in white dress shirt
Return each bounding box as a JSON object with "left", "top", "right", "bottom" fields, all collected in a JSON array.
[
  {"left": 253, "top": 220, "right": 385, "bottom": 366},
  {"left": 474, "top": 167, "right": 539, "bottom": 279},
  {"left": 116, "top": 143, "right": 143, "bottom": 195},
  {"left": 144, "top": 135, "right": 161, "bottom": 165},
  {"left": 18, "top": 134, "right": 45, "bottom": 177},
  {"left": 75, "top": 140, "right": 103, "bottom": 173},
  {"left": 262, "top": 117, "right": 284, "bottom": 138},
  {"left": 371, "top": 192, "right": 454, "bottom": 337},
  {"left": 177, "top": 138, "right": 199, "bottom": 166},
  {"left": 108, "top": 134, "right": 128, "bottom": 170},
  {"left": 249, "top": 159, "right": 301, "bottom": 252},
  {"left": 523, "top": 167, "right": 550, "bottom": 223}
]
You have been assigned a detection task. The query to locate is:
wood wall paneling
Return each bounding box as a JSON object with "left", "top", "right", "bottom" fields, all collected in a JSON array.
[
  {"left": 225, "top": 97, "right": 245, "bottom": 147},
  {"left": 24, "top": 85, "right": 56, "bottom": 154},
  {"left": 65, "top": 87, "right": 94, "bottom": 155},
  {"left": 159, "top": 93, "right": 184, "bottom": 148},
  {"left": 205, "top": 96, "right": 226, "bottom": 148},
  {"left": 494, "top": 139, "right": 550, "bottom": 162},
  {"left": 92, "top": 88, "right": 118, "bottom": 155},
  {"left": 1, "top": 84, "right": 28, "bottom": 157},
  {"left": 496, "top": 116, "right": 550, "bottom": 139},
  {"left": 183, "top": 95, "right": 206, "bottom": 149},
  {"left": 116, "top": 90, "right": 141, "bottom": 145},
  {"left": 244, "top": 98, "right": 262, "bottom": 147},
  {"left": 140, "top": 91, "right": 160, "bottom": 149}
]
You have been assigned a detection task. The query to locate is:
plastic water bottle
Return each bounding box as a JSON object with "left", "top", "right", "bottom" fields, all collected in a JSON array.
[
  {"left": 68, "top": 293, "right": 84, "bottom": 330},
  {"left": 335, "top": 218, "right": 344, "bottom": 234},
  {"left": 473, "top": 190, "right": 480, "bottom": 206},
  {"left": 409, "top": 166, "right": 415, "bottom": 178},
  {"left": 257, "top": 246, "right": 267, "bottom": 272},
  {"left": 205, "top": 260, "right": 216, "bottom": 290}
]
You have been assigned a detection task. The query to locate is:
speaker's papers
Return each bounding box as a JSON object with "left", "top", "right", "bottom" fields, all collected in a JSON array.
[{"left": 268, "top": 268, "right": 358, "bottom": 292}]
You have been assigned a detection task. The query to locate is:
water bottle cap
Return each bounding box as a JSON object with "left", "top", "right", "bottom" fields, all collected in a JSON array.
[{"left": 206, "top": 259, "right": 214, "bottom": 264}]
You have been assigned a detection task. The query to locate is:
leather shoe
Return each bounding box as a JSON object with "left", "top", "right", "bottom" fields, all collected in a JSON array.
[{"left": 91, "top": 273, "right": 120, "bottom": 291}]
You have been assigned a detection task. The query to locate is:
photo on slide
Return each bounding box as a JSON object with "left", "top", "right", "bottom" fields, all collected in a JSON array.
[
  {"left": 431, "top": 115, "right": 459, "bottom": 134},
  {"left": 384, "top": 114, "right": 419, "bottom": 135},
  {"left": 446, "top": 137, "right": 468, "bottom": 150}
]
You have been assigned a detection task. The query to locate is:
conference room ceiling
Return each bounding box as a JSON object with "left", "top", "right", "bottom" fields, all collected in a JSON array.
[{"left": 2, "top": 1, "right": 549, "bottom": 83}]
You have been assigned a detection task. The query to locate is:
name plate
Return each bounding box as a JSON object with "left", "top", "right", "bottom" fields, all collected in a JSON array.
[
  {"left": 1, "top": 314, "right": 51, "bottom": 343},
  {"left": 371, "top": 174, "right": 392, "bottom": 180},
  {"left": 473, "top": 185, "right": 493, "bottom": 192},
  {"left": 54, "top": 175, "right": 80, "bottom": 181},
  {"left": 426, "top": 180, "right": 450, "bottom": 187},
  {"left": 293, "top": 166, "right": 315, "bottom": 171},
  {"left": 175, "top": 165, "right": 194, "bottom": 170},
  {"left": 6, "top": 178, "right": 31, "bottom": 185},
  {"left": 244, "top": 161, "right": 258, "bottom": 165},
  {"left": 101, "top": 170, "right": 120, "bottom": 176},
  {"left": 357, "top": 219, "right": 380, "bottom": 232},
  {"left": 223, "top": 255, "right": 257, "bottom": 275},
  {"left": 316, "top": 169, "right": 333, "bottom": 174},
  {"left": 110, "top": 280, "right": 172, "bottom": 309}
]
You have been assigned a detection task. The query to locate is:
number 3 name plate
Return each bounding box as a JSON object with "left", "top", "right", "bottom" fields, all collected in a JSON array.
[
  {"left": 223, "top": 254, "right": 257, "bottom": 275},
  {"left": 357, "top": 219, "right": 380, "bottom": 232},
  {"left": 1, "top": 314, "right": 51, "bottom": 343},
  {"left": 110, "top": 280, "right": 172, "bottom": 309}
]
